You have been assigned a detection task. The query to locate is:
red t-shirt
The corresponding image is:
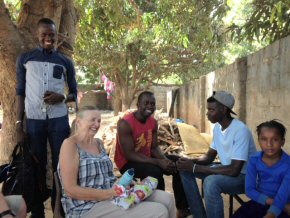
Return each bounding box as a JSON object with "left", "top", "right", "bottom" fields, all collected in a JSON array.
[{"left": 114, "top": 112, "right": 157, "bottom": 170}]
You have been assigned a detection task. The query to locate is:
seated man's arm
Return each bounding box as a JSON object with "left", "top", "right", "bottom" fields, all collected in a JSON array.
[
  {"left": 177, "top": 148, "right": 217, "bottom": 171},
  {"left": 118, "top": 119, "right": 160, "bottom": 166},
  {"left": 178, "top": 127, "right": 247, "bottom": 177},
  {"left": 193, "top": 148, "right": 217, "bottom": 165},
  {"left": 151, "top": 120, "right": 166, "bottom": 159},
  {"left": 194, "top": 159, "right": 244, "bottom": 177},
  {"left": 150, "top": 120, "right": 176, "bottom": 172},
  {"left": 196, "top": 127, "right": 253, "bottom": 177}
]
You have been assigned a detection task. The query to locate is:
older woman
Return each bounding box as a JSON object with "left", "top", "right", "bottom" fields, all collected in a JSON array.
[{"left": 58, "top": 106, "right": 176, "bottom": 218}]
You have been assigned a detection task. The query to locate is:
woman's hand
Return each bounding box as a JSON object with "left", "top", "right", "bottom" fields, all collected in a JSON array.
[{"left": 106, "top": 188, "right": 118, "bottom": 200}]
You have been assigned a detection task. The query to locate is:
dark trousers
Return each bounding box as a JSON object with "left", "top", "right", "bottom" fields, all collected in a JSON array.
[
  {"left": 232, "top": 200, "right": 290, "bottom": 218},
  {"left": 120, "top": 155, "right": 188, "bottom": 210},
  {"left": 26, "top": 116, "right": 70, "bottom": 217}
]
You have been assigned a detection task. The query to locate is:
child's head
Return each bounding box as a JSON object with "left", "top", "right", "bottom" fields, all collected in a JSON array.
[{"left": 256, "top": 120, "right": 286, "bottom": 157}]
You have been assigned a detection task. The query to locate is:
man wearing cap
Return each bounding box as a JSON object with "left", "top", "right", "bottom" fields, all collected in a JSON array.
[{"left": 177, "top": 91, "right": 257, "bottom": 218}]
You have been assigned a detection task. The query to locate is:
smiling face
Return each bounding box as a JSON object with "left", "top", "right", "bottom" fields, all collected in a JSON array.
[
  {"left": 137, "top": 94, "right": 156, "bottom": 119},
  {"left": 258, "top": 127, "right": 284, "bottom": 159},
  {"left": 76, "top": 110, "right": 101, "bottom": 136},
  {"left": 37, "top": 23, "right": 57, "bottom": 51}
]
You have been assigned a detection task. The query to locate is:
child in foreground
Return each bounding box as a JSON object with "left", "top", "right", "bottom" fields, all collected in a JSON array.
[{"left": 233, "top": 120, "right": 290, "bottom": 218}]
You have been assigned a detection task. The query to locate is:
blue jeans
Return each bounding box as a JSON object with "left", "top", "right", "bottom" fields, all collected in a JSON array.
[
  {"left": 26, "top": 115, "right": 70, "bottom": 217},
  {"left": 26, "top": 115, "right": 70, "bottom": 171},
  {"left": 179, "top": 171, "right": 245, "bottom": 218}
]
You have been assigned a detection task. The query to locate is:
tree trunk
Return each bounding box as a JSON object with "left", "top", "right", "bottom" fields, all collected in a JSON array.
[
  {"left": 0, "top": 0, "right": 28, "bottom": 164},
  {"left": 120, "top": 87, "right": 135, "bottom": 111},
  {"left": 112, "top": 84, "right": 123, "bottom": 115},
  {"left": 122, "top": 98, "right": 132, "bottom": 111},
  {"left": 113, "top": 95, "right": 122, "bottom": 116},
  {"left": 0, "top": 0, "right": 78, "bottom": 164}
]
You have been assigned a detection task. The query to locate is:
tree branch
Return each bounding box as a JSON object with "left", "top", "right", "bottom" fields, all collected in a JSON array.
[
  {"left": 128, "top": 0, "right": 142, "bottom": 27},
  {"left": 0, "top": 1, "right": 26, "bottom": 56}
]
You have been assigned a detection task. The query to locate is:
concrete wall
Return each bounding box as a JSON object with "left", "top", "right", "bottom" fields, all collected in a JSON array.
[
  {"left": 246, "top": 36, "right": 290, "bottom": 148},
  {"left": 131, "top": 85, "right": 180, "bottom": 111},
  {"left": 174, "top": 79, "right": 203, "bottom": 129},
  {"left": 77, "top": 85, "right": 178, "bottom": 112},
  {"left": 173, "top": 35, "right": 290, "bottom": 153},
  {"left": 79, "top": 90, "right": 112, "bottom": 110},
  {"left": 77, "top": 85, "right": 113, "bottom": 110}
]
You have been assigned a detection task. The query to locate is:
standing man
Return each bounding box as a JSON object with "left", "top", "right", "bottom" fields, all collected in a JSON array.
[
  {"left": 16, "top": 18, "right": 77, "bottom": 217},
  {"left": 177, "top": 90, "right": 257, "bottom": 218},
  {"left": 115, "top": 91, "right": 190, "bottom": 218}
]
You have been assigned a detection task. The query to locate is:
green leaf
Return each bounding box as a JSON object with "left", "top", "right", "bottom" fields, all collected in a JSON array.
[
  {"left": 270, "top": 7, "right": 277, "bottom": 23},
  {"left": 182, "top": 35, "right": 189, "bottom": 48}
]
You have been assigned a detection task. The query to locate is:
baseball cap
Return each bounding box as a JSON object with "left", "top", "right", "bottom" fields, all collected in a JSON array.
[{"left": 211, "top": 91, "right": 237, "bottom": 115}]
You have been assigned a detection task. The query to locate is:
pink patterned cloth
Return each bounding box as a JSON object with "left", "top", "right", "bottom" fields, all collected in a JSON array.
[
  {"left": 111, "top": 177, "right": 158, "bottom": 209},
  {"left": 101, "top": 75, "right": 115, "bottom": 99}
]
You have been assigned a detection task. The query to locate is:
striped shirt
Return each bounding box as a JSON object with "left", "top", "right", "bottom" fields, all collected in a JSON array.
[
  {"left": 58, "top": 139, "right": 116, "bottom": 217},
  {"left": 16, "top": 47, "right": 77, "bottom": 119}
]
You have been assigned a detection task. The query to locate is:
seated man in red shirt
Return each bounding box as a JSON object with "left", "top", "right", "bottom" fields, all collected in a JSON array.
[{"left": 114, "top": 91, "right": 189, "bottom": 218}]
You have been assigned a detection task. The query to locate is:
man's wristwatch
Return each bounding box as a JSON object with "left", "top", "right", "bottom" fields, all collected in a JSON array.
[{"left": 0, "top": 209, "right": 15, "bottom": 217}]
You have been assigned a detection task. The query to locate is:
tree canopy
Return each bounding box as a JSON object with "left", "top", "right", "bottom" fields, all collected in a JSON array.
[
  {"left": 2, "top": 0, "right": 288, "bottom": 113},
  {"left": 221, "top": 0, "right": 268, "bottom": 64},
  {"left": 228, "top": 0, "right": 290, "bottom": 43},
  {"left": 74, "top": 0, "right": 228, "bottom": 109}
]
